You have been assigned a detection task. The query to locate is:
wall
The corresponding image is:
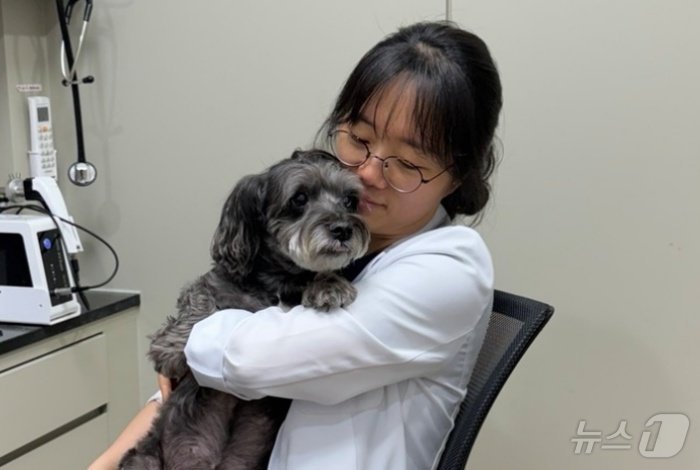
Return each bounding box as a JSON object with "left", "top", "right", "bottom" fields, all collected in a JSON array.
[
  {"left": 454, "top": 1, "right": 699, "bottom": 469},
  {"left": 0, "top": 0, "right": 56, "bottom": 179}
]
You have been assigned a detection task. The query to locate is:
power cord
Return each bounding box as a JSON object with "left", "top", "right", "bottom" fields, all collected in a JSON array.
[{"left": 0, "top": 204, "right": 119, "bottom": 297}]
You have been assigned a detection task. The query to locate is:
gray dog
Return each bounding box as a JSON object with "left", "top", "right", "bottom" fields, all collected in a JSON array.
[{"left": 120, "top": 150, "right": 370, "bottom": 470}]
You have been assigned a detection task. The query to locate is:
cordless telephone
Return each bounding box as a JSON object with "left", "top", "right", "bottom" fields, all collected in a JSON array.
[{"left": 27, "top": 96, "right": 58, "bottom": 178}]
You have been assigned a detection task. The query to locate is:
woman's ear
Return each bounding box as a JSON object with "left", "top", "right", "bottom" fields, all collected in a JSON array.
[
  {"left": 444, "top": 177, "right": 462, "bottom": 197},
  {"left": 210, "top": 172, "right": 268, "bottom": 278}
]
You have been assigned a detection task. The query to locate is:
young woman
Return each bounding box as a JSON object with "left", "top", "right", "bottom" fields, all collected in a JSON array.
[{"left": 91, "top": 20, "right": 502, "bottom": 470}]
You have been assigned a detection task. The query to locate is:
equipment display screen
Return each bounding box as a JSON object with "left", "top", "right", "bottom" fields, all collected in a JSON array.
[
  {"left": 0, "top": 234, "right": 32, "bottom": 286},
  {"left": 37, "top": 106, "right": 49, "bottom": 122}
]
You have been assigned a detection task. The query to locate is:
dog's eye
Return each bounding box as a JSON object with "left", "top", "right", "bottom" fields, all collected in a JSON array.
[
  {"left": 343, "top": 194, "right": 358, "bottom": 211},
  {"left": 291, "top": 191, "right": 308, "bottom": 208}
]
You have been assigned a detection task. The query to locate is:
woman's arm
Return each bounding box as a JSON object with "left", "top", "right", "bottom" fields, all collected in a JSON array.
[
  {"left": 185, "top": 227, "right": 493, "bottom": 405},
  {"left": 88, "top": 402, "right": 160, "bottom": 470},
  {"left": 88, "top": 376, "right": 172, "bottom": 469}
]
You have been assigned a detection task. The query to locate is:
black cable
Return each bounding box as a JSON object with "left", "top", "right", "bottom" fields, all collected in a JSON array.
[
  {"left": 71, "top": 257, "right": 91, "bottom": 309},
  {"left": 52, "top": 212, "right": 120, "bottom": 293},
  {"left": 0, "top": 204, "right": 120, "bottom": 294}
]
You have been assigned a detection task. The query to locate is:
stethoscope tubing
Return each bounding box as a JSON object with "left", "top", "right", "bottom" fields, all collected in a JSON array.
[
  {"left": 55, "top": 0, "right": 96, "bottom": 185},
  {"left": 60, "top": 20, "right": 89, "bottom": 85}
]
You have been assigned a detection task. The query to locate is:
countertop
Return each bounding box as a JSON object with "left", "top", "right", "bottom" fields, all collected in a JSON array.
[{"left": 0, "top": 290, "right": 140, "bottom": 355}]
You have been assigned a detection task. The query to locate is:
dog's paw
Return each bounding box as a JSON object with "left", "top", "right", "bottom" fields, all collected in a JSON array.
[{"left": 302, "top": 272, "right": 357, "bottom": 311}]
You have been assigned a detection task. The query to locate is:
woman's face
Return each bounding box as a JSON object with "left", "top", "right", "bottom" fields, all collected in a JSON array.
[{"left": 342, "top": 84, "right": 457, "bottom": 252}]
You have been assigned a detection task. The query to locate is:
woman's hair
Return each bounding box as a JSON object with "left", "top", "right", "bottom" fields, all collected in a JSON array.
[{"left": 319, "top": 21, "right": 503, "bottom": 219}]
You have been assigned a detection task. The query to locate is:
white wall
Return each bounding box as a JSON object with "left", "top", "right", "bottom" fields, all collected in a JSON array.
[
  {"left": 454, "top": 1, "right": 699, "bottom": 469},
  {"left": 0, "top": 0, "right": 55, "bottom": 178}
]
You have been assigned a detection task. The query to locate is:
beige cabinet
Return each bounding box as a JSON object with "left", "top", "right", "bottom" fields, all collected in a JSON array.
[{"left": 0, "top": 306, "right": 140, "bottom": 469}]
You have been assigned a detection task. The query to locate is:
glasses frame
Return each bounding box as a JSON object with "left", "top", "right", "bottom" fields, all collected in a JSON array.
[{"left": 329, "top": 129, "right": 453, "bottom": 193}]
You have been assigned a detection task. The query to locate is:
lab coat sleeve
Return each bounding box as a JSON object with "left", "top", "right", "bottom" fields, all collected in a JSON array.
[{"left": 184, "top": 227, "right": 493, "bottom": 405}]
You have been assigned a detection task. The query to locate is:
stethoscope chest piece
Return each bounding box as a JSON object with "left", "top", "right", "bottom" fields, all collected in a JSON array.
[{"left": 68, "top": 161, "right": 97, "bottom": 186}]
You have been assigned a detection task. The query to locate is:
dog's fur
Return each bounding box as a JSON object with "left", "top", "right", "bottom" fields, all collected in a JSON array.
[{"left": 120, "top": 150, "right": 370, "bottom": 470}]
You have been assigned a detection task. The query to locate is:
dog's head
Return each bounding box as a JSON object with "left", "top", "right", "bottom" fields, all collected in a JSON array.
[{"left": 212, "top": 149, "right": 370, "bottom": 278}]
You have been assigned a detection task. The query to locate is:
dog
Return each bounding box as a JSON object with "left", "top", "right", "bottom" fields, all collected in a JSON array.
[{"left": 120, "top": 149, "right": 370, "bottom": 469}]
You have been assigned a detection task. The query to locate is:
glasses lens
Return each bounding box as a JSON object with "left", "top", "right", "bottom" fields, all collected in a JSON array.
[
  {"left": 383, "top": 158, "right": 422, "bottom": 192},
  {"left": 331, "top": 130, "right": 368, "bottom": 166}
]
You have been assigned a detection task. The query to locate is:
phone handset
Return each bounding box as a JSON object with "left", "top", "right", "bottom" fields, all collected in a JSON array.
[{"left": 27, "top": 96, "right": 58, "bottom": 178}]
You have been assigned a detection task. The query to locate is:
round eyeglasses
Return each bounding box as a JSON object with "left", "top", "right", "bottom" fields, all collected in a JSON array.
[{"left": 328, "top": 129, "right": 453, "bottom": 193}]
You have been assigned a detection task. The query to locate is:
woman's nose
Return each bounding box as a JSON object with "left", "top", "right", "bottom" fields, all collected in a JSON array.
[{"left": 356, "top": 156, "right": 387, "bottom": 189}]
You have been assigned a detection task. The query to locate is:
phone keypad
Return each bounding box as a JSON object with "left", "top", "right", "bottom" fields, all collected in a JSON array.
[
  {"left": 29, "top": 123, "right": 57, "bottom": 177},
  {"left": 38, "top": 125, "right": 54, "bottom": 155}
]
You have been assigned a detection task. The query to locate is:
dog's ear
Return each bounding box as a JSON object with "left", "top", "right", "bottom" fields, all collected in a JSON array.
[
  {"left": 290, "top": 148, "right": 336, "bottom": 163},
  {"left": 210, "top": 172, "right": 267, "bottom": 278},
  {"left": 290, "top": 149, "right": 305, "bottom": 161}
]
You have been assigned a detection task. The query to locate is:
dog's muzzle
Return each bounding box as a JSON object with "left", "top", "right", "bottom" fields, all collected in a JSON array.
[{"left": 288, "top": 215, "right": 369, "bottom": 272}]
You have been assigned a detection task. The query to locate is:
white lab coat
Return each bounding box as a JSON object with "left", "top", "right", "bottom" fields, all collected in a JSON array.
[{"left": 184, "top": 206, "right": 494, "bottom": 470}]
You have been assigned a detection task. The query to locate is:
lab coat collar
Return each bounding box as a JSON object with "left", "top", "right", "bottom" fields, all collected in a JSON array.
[{"left": 389, "top": 204, "right": 451, "bottom": 249}]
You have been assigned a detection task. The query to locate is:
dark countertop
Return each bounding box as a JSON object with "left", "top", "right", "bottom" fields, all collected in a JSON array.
[{"left": 0, "top": 290, "right": 140, "bottom": 355}]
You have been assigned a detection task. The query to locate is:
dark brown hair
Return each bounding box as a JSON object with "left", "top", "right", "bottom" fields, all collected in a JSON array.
[{"left": 320, "top": 21, "right": 503, "bottom": 219}]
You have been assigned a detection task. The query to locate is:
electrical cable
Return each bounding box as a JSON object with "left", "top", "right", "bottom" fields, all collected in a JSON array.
[{"left": 0, "top": 204, "right": 120, "bottom": 296}]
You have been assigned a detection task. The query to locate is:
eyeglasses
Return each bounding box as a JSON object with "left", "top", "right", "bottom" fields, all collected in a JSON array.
[{"left": 329, "top": 129, "right": 453, "bottom": 193}]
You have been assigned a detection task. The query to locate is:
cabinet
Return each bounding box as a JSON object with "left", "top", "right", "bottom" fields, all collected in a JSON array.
[{"left": 0, "top": 291, "right": 140, "bottom": 469}]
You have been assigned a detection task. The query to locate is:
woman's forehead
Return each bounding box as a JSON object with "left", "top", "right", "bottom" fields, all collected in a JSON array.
[
  {"left": 347, "top": 74, "right": 449, "bottom": 164},
  {"left": 357, "top": 80, "right": 422, "bottom": 146}
]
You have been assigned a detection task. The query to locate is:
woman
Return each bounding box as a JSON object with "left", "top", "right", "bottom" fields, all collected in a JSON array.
[{"left": 91, "top": 20, "right": 502, "bottom": 470}]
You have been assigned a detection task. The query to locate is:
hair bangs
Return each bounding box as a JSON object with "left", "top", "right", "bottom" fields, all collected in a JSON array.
[{"left": 322, "top": 48, "right": 472, "bottom": 171}]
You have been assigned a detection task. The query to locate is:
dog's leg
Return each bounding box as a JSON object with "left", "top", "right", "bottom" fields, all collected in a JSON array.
[
  {"left": 159, "top": 377, "right": 238, "bottom": 470},
  {"left": 148, "top": 277, "right": 218, "bottom": 380},
  {"left": 215, "top": 397, "right": 291, "bottom": 470},
  {"left": 302, "top": 272, "right": 358, "bottom": 311}
]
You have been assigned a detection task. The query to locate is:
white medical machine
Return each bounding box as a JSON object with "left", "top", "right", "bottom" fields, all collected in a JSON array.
[{"left": 0, "top": 177, "right": 83, "bottom": 324}]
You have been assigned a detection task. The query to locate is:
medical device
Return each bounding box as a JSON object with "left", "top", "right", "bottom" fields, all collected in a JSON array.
[
  {"left": 55, "top": 0, "right": 98, "bottom": 186},
  {"left": 0, "top": 177, "right": 83, "bottom": 324},
  {"left": 27, "top": 96, "right": 58, "bottom": 179}
]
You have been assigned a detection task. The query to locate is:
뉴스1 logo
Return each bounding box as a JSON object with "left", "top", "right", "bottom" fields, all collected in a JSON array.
[{"left": 571, "top": 413, "right": 690, "bottom": 458}]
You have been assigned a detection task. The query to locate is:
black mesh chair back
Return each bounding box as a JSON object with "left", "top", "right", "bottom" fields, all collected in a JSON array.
[{"left": 436, "top": 290, "right": 554, "bottom": 469}]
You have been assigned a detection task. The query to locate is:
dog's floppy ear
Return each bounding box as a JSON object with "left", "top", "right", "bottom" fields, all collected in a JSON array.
[
  {"left": 210, "top": 172, "right": 267, "bottom": 278},
  {"left": 290, "top": 148, "right": 336, "bottom": 163}
]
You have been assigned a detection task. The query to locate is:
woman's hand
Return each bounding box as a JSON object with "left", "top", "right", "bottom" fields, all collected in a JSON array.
[{"left": 157, "top": 373, "right": 173, "bottom": 401}]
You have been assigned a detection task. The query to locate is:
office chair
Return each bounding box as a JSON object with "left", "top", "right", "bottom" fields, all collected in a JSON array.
[{"left": 436, "top": 289, "right": 554, "bottom": 469}]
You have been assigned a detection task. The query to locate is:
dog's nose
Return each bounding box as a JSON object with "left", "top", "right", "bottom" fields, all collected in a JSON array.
[{"left": 329, "top": 223, "right": 353, "bottom": 242}]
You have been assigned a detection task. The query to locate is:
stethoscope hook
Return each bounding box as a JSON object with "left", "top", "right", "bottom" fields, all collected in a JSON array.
[
  {"left": 60, "top": 20, "right": 92, "bottom": 86},
  {"left": 60, "top": 0, "right": 94, "bottom": 87}
]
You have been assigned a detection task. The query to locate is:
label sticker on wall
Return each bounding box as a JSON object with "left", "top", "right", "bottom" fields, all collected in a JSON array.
[{"left": 16, "top": 84, "right": 43, "bottom": 93}]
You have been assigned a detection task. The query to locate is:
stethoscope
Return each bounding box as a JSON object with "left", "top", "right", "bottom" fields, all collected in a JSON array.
[{"left": 56, "top": 0, "right": 98, "bottom": 186}]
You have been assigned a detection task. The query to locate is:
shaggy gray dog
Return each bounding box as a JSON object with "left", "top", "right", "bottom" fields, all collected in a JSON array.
[{"left": 120, "top": 150, "right": 370, "bottom": 470}]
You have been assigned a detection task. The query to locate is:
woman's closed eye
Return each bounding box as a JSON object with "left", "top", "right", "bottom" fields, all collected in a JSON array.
[{"left": 394, "top": 158, "right": 420, "bottom": 170}]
